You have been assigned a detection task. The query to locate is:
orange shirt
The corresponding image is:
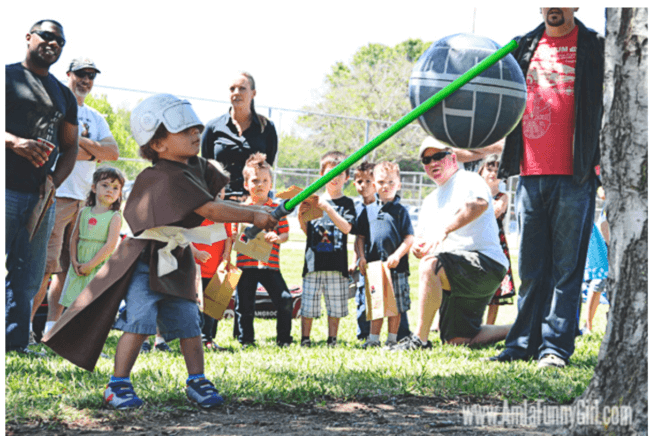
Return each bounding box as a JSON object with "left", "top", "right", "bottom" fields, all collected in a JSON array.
[{"left": 193, "top": 220, "right": 233, "bottom": 278}]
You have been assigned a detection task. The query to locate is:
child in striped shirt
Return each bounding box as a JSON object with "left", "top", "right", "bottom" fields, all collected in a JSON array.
[{"left": 234, "top": 153, "right": 293, "bottom": 348}]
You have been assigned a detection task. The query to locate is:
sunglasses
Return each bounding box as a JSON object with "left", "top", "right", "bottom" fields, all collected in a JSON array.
[
  {"left": 32, "top": 30, "right": 66, "bottom": 47},
  {"left": 73, "top": 70, "right": 97, "bottom": 80},
  {"left": 421, "top": 151, "right": 450, "bottom": 165}
]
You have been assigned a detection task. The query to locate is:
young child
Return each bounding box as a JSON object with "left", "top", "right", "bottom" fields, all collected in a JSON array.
[
  {"left": 582, "top": 185, "right": 609, "bottom": 334},
  {"left": 355, "top": 162, "right": 414, "bottom": 348},
  {"left": 349, "top": 162, "right": 376, "bottom": 341},
  {"left": 192, "top": 177, "right": 234, "bottom": 352},
  {"left": 59, "top": 167, "right": 124, "bottom": 308},
  {"left": 299, "top": 151, "right": 356, "bottom": 347},
  {"left": 234, "top": 152, "right": 293, "bottom": 348},
  {"left": 478, "top": 155, "right": 515, "bottom": 325},
  {"left": 43, "top": 94, "right": 277, "bottom": 410}
]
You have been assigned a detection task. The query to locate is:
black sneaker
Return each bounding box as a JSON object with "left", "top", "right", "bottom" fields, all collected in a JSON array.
[
  {"left": 300, "top": 338, "right": 312, "bottom": 348},
  {"left": 326, "top": 337, "right": 337, "bottom": 348},
  {"left": 390, "top": 333, "right": 432, "bottom": 351},
  {"left": 140, "top": 341, "right": 152, "bottom": 354},
  {"left": 155, "top": 342, "right": 172, "bottom": 353}
]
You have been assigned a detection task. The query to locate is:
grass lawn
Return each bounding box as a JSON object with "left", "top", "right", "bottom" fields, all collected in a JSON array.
[{"left": 5, "top": 231, "right": 608, "bottom": 425}]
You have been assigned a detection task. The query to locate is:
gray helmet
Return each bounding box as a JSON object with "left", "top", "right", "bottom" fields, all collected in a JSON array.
[{"left": 130, "top": 94, "right": 204, "bottom": 146}]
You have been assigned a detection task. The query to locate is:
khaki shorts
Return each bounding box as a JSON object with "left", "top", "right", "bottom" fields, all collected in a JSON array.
[{"left": 45, "top": 197, "right": 84, "bottom": 274}]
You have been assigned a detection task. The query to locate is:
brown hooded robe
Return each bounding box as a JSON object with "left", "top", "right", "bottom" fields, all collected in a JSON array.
[{"left": 43, "top": 157, "right": 226, "bottom": 371}]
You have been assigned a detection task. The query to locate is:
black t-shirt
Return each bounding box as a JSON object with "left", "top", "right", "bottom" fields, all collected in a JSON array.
[
  {"left": 302, "top": 196, "right": 356, "bottom": 278},
  {"left": 201, "top": 111, "right": 278, "bottom": 198},
  {"left": 5, "top": 62, "right": 78, "bottom": 193}
]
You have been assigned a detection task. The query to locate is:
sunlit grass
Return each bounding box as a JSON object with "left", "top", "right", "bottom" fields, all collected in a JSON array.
[{"left": 6, "top": 232, "right": 608, "bottom": 426}]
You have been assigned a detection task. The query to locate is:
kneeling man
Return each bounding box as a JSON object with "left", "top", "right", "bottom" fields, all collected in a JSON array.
[{"left": 394, "top": 137, "right": 511, "bottom": 350}]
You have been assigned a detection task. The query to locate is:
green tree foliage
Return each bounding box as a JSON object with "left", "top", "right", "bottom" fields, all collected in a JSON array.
[
  {"left": 84, "top": 94, "right": 150, "bottom": 181},
  {"left": 294, "top": 39, "right": 431, "bottom": 171}
]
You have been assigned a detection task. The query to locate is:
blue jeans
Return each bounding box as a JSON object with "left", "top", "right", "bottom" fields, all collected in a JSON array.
[
  {"left": 6, "top": 189, "right": 56, "bottom": 351},
  {"left": 504, "top": 176, "right": 595, "bottom": 361},
  {"left": 355, "top": 276, "right": 370, "bottom": 340}
]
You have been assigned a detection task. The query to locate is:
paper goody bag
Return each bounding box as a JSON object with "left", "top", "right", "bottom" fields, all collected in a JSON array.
[
  {"left": 365, "top": 261, "right": 398, "bottom": 321},
  {"left": 203, "top": 262, "right": 242, "bottom": 320},
  {"left": 276, "top": 185, "right": 322, "bottom": 222},
  {"left": 234, "top": 225, "right": 272, "bottom": 262}
]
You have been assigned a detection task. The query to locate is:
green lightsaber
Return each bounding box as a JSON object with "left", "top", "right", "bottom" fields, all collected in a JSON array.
[{"left": 245, "top": 39, "right": 518, "bottom": 239}]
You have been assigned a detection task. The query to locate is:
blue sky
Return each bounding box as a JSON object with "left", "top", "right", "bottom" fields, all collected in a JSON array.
[{"left": 4, "top": 2, "right": 607, "bottom": 133}]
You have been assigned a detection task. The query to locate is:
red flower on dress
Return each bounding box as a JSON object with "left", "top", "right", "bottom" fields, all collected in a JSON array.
[{"left": 88, "top": 217, "right": 98, "bottom": 226}]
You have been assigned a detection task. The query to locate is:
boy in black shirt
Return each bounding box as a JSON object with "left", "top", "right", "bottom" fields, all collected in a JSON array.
[{"left": 299, "top": 151, "right": 356, "bottom": 347}]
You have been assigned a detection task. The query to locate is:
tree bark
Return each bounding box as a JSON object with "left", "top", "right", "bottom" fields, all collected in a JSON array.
[{"left": 569, "top": 8, "right": 648, "bottom": 436}]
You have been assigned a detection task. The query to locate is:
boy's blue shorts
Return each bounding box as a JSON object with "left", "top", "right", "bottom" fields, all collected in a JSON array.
[{"left": 114, "top": 260, "right": 201, "bottom": 341}]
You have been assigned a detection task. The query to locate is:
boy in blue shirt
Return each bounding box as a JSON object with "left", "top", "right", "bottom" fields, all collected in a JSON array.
[
  {"left": 349, "top": 162, "right": 377, "bottom": 341},
  {"left": 356, "top": 162, "right": 414, "bottom": 348},
  {"left": 299, "top": 151, "right": 356, "bottom": 347}
]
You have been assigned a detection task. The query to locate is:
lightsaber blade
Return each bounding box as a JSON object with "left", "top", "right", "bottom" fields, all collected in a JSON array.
[{"left": 245, "top": 39, "right": 518, "bottom": 238}]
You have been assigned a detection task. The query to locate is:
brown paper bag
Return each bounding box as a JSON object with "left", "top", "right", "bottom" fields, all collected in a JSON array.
[
  {"left": 203, "top": 262, "right": 242, "bottom": 320},
  {"left": 234, "top": 225, "right": 272, "bottom": 262},
  {"left": 364, "top": 261, "right": 398, "bottom": 321},
  {"left": 276, "top": 185, "right": 323, "bottom": 221}
]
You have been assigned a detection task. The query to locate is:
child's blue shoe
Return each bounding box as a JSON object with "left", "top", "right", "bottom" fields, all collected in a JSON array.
[
  {"left": 104, "top": 381, "right": 143, "bottom": 409},
  {"left": 186, "top": 378, "right": 224, "bottom": 408}
]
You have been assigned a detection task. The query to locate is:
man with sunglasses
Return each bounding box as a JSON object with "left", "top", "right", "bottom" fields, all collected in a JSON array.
[
  {"left": 392, "top": 136, "right": 511, "bottom": 351},
  {"left": 31, "top": 58, "right": 119, "bottom": 341},
  {"left": 6, "top": 19, "right": 79, "bottom": 355}
]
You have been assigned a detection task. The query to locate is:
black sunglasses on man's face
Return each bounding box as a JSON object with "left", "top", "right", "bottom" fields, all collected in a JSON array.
[
  {"left": 32, "top": 30, "right": 66, "bottom": 47},
  {"left": 73, "top": 70, "right": 97, "bottom": 80},
  {"left": 421, "top": 151, "right": 450, "bottom": 165}
]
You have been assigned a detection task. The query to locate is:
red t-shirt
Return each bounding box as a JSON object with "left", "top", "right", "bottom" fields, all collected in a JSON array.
[
  {"left": 193, "top": 220, "right": 233, "bottom": 278},
  {"left": 236, "top": 198, "right": 289, "bottom": 270},
  {"left": 521, "top": 26, "right": 578, "bottom": 176}
]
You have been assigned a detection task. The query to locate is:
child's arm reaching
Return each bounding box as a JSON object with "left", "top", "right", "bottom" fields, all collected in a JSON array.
[
  {"left": 317, "top": 197, "right": 352, "bottom": 234},
  {"left": 77, "top": 213, "right": 123, "bottom": 276},
  {"left": 195, "top": 198, "right": 277, "bottom": 231}
]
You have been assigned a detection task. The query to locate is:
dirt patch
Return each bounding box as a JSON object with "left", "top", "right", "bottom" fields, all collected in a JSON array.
[{"left": 6, "top": 397, "right": 567, "bottom": 436}]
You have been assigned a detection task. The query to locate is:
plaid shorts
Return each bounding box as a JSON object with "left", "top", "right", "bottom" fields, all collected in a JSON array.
[
  {"left": 300, "top": 271, "right": 349, "bottom": 318},
  {"left": 390, "top": 271, "right": 411, "bottom": 314}
]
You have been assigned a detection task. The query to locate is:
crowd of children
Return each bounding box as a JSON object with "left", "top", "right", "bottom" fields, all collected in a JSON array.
[{"left": 41, "top": 94, "right": 606, "bottom": 412}]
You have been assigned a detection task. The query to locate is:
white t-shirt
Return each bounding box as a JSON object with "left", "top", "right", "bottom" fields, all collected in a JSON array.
[
  {"left": 416, "top": 169, "right": 509, "bottom": 269},
  {"left": 55, "top": 104, "right": 112, "bottom": 200}
]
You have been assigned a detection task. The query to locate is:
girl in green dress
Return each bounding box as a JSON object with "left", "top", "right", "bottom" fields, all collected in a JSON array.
[{"left": 60, "top": 168, "right": 125, "bottom": 307}]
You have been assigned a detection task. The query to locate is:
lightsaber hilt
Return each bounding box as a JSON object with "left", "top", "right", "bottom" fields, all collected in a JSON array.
[{"left": 243, "top": 199, "right": 292, "bottom": 240}]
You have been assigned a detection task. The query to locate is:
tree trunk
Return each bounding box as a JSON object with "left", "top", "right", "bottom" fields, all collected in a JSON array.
[{"left": 569, "top": 8, "right": 648, "bottom": 436}]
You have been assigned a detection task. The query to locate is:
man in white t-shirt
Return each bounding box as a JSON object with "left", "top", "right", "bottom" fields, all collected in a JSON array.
[
  {"left": 31, "top": 57, "right": 119, "bottom": 338},
  {"left": 393, "top": 137, "right": 511, "bottom": 350}
]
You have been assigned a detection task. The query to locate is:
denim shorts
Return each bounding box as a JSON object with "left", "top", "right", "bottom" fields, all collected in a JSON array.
[{"left": 113, "top": 260, "right": 201, "bottom": 341}]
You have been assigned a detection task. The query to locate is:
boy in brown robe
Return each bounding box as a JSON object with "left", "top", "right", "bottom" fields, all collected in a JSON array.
[{"left": 43, "top": 94, "right": 277, "bottom": 409}]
